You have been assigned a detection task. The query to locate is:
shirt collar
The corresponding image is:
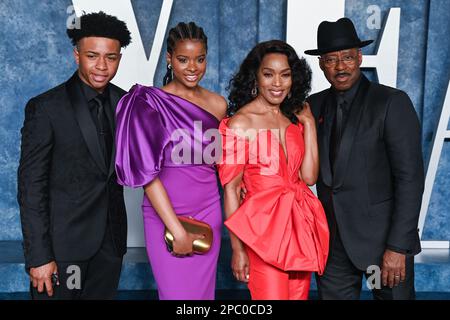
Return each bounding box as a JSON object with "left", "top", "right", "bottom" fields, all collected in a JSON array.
[
  {"left": 76, "top": 73, "right": 110, "bottom": 103},
  {"left": 332, "top": 74, "right": 362, "bottom": 107}
]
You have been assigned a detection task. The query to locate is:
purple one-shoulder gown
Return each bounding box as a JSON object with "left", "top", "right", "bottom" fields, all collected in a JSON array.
[{"left": 115, "top": 85, "right": 222, "bottom": 300}]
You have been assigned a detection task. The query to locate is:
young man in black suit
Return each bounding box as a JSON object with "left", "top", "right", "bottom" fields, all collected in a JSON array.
[
  {"left": 305, "top": 18, "right": 424, "bottom": 300},
  {"left": 18, "top": 12, "right": 131, "bottom": 299}
]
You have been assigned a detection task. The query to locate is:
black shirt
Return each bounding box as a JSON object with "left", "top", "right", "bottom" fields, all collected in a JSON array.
[
  {"left": 76, "top": 74, "right": 113, "bottom": 167},
  {"left": 76, "top": 74, "right": 112, "bottom": 129},
  {"left": 331, "top": 74, "right": 362, "bottom": 130},
  {"left": 328, "top": 75, "right": 363, "bottom": 174}
]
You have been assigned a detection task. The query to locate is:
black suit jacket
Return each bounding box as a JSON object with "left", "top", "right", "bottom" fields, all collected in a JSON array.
[
  {"left": 308, "top": 75, "right": 424, "bottom": 270},
  {"left": 18, "top": 73, "right": 127, "bottom": 270}
]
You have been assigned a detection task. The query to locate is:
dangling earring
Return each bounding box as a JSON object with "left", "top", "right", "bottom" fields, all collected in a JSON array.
[
  {"left": 163, "top": 63, "right": 174, "bottom": 85},
  {"left": 251, "top": 84, "right": 258, "bottom": 98},
  {"left": 287, "top": 92, "right": 292, "bottom": 99},
  {"left": 168, "top": 63, "right": 173, "bottom": 79}
]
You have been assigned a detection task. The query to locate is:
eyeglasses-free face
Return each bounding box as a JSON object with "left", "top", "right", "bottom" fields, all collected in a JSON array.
[
  {"left": 166, "top": 39, "right": 207, "bottom": 89},
  {"left": 74, "top": 37, "right": 122, "bottom": 93},
  {"left": 255, "top": 53, "right": 292, "bottom": 106},
  {"left": 319, "top": 48, "right": 362, "bottom": 91}
]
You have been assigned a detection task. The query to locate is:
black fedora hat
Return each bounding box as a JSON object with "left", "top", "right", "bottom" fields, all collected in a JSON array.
[{"left": 304, "top": 17, "right": 373, "bottom": 55}]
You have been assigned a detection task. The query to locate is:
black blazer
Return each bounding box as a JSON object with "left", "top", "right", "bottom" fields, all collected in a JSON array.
[
  {"left": 308, "top": 75, "right": 424, "bottom": 270},
  {"left": 18, "top": 73, "right": 127, "bottom": 270}
]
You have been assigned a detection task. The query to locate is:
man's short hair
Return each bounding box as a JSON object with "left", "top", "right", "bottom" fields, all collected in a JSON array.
[{"left": 67, "top": 11, "right": 131, "bottom": 48}]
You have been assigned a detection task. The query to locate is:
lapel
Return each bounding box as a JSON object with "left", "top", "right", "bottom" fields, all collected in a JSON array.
[
  {"left": 318, "top": 91, "right": 334, "bottom": 187},
  {"left": 66, "top": 72, "right": 108, "bottom": 175},
  {"left": 332, "top": 75, "right": 371, "bottom": 189},
  {"left": 106, "top": 86, "right": 122, "bottom": 178}
]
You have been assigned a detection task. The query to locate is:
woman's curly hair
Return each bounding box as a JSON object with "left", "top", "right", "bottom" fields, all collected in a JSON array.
[{"left": 228, "top": 40, "right": 312, "bottom": 123}]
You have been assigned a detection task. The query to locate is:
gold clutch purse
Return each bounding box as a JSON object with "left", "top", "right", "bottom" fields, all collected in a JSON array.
[{"left": 164, "top": 216, "right": 213, "bottom": 254}]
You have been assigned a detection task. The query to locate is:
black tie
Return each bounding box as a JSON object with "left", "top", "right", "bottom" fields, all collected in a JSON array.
[
  {"left": 330, "top": 95, "right": 346, "bottom": 172},
  {"left": 94, "top": 95, "right": 112, "bottom": 169}
]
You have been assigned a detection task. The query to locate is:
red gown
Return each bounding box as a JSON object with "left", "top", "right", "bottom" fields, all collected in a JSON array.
[{"left": 218, "top": 118, "right": 329, "bottom": 299}]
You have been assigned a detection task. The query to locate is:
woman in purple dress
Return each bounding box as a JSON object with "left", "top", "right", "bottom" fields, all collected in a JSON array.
[{"left": 115, "top": 22, "right": 227, "bottom": 300}]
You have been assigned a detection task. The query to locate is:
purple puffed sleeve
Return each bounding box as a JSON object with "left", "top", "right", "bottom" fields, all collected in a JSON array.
[{"left": 115, "top": 85, "right": 170, "bottom": 187}]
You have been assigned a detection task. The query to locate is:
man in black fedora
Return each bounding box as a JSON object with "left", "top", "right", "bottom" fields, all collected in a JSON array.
[
  {"left": 305, "top": 17, "right": 424, "bottom": 300},
  {"left": 18, "top": 12, "right": 131, "bottom": 299}
]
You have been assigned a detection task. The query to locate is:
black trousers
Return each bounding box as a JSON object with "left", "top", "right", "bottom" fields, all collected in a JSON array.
[
  {"left": 316, "top": 229, "right": 416, "bottom": 300},
  {"left": 31, "top": 224, "right": 123, "bottom": 300}
]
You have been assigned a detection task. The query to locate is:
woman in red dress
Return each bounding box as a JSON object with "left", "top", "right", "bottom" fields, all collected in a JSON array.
[{"left": 218, "top": 40, "right": 329, "bottom": 300}]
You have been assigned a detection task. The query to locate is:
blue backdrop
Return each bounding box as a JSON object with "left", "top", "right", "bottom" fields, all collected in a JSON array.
[{"left": 0, "top": 0, "right": 449, "bottom": 243}]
